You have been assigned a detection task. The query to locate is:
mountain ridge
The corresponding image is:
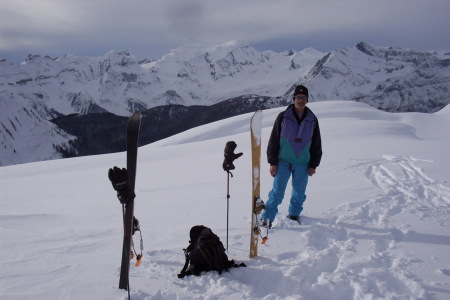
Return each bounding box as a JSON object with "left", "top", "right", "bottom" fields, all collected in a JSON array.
[{"left": 1, "top": 41, "right": 449, "bottom": 166}]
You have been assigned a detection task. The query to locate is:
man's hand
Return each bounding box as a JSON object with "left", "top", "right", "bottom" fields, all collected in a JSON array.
[
  {"left": 308, "top": 168, "right": 316, "bottom": 176},
  {"left": 269, "top": 165, "right": 277, "bottom": 177}
]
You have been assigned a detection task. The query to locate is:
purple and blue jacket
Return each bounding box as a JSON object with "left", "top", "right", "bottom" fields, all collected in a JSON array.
[{"left": 267, "top": 104, "right": 322, "bottom": 168}]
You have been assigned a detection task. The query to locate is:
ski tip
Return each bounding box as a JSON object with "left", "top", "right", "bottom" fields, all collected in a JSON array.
[
  {"left": 129, "top": 110, "right": 142, "bottom": 122},
  {"left": 261, "top": 237, "right": 268, "bottom": 244},
  {"left": 251, "top": 110, "right": 263, "bottom": 121}
]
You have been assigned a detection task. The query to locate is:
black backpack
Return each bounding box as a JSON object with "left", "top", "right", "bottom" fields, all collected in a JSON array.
[{"left": 177, "top": 225, "right": 245, "bottom": 278}]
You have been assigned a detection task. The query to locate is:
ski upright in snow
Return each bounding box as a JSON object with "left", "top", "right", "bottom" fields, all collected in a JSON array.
[
  {"left": 249, "top": 110, "right": 264, "bottom": 258},
  {"left": 119, "top": 110, "right": 142, "bottom": 290}
]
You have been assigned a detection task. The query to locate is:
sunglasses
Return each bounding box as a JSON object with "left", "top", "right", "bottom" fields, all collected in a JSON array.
[{"left": 293, "top": 96, "right": 308, "bottom": 101}]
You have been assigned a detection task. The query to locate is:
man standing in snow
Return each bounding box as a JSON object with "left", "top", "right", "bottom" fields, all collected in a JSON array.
[{"left": 261, "top": 85, "right": 322, "bottom": 228}]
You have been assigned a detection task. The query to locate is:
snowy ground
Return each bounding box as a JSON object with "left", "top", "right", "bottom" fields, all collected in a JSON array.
[{"left": 1, "top": 101, "right": 449, "bottom": 299}]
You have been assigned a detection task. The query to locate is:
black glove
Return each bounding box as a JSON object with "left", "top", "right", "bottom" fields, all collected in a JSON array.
[
  {"left": 222, "top": 141, "right": 243, "bottom": 172},
  {"left": 108, "top": 166, "right": 135, "bottom": 204}
]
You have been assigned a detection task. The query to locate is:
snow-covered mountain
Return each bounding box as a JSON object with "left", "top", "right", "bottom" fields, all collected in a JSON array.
[
  {"left": 2, "top": 40, "right": 447, "bottom": 117},
  {"left": 1, "top": 41, "right": 449, "bottom": 166},
  {"left": 0, "top": 91, "right": 76, "bottom": 166},
  {"left": 0, "top": 40, "right": 322, "bottom": 118},
  {"left": 302, "top": 42, "right": 450, "bottom": 112}
]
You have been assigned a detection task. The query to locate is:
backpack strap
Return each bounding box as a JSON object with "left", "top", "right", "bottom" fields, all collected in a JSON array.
[
  {"left": 231, "top": 260, "right": 246, "bottom": 268},
  {"left": 177, "top": 248, "right": 191, "bottom": 278}
]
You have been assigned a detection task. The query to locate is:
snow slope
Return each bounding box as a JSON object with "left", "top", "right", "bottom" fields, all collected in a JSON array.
[{"left": 1, "top": 101, "right": 449, "bottom": 299}]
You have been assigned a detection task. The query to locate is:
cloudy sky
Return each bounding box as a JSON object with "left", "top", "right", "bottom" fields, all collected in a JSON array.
[{"left": 1, "top": 0, "right": 449, "bottom": 63}]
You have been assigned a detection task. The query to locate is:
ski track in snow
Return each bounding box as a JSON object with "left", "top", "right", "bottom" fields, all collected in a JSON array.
[
  {"left": 124, "top": 155, "right": 450, "bottom": 299},
  {"left": 311, "top": 155, "right": 450, "bottom": 299},
  {"left": 352, "top": 155, "right": 450, "bottom": 226}
]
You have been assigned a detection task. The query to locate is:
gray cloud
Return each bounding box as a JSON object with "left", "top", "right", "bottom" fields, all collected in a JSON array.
[{"left": 1, "top": 0, "right": 449, "bottom": 63}]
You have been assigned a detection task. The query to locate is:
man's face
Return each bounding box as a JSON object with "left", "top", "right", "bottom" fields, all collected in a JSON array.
[{"left": 294, "top": 94, "right": 308, "bottom": 109}]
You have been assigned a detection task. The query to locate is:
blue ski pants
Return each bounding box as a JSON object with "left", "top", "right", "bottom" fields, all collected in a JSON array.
[{"left": 262, "top": 162, "right": 309, "bottom": 222}]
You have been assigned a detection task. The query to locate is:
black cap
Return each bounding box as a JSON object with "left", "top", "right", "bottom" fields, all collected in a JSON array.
[{"left": 294, "top": 85, "right": 308, "bottom": 98}]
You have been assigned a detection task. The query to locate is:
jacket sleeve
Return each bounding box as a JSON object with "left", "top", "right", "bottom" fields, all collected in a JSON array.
[
  {"left": 266, "top": 112, "right": 283, "bottom": 165},
  {"left": 308, "top": 117, "right": 322, "bottom": 169}
]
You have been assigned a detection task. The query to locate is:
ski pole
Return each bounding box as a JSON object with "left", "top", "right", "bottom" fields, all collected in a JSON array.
[
  {"left": 222, "top": 141, "right": 243, "bottom": 252},
  {"left": 226, "top": 170, "right": 231, "bottom": 251}
]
